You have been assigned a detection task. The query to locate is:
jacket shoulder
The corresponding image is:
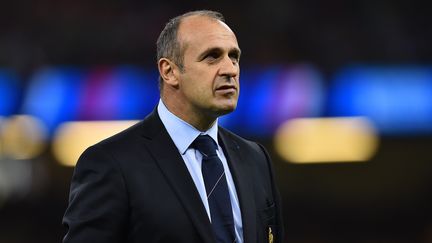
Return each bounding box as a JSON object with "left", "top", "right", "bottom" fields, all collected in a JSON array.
[
  {"left": 218, "top": 126, "right": 264, "bottom": 153},
  {"left": 94, "top": 109, "right": 161, "bottom": 151}
]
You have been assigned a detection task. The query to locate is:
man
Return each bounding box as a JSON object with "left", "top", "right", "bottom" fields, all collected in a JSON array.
[{"left": 63, "top": 10, "right": 283, "bottom": 243}]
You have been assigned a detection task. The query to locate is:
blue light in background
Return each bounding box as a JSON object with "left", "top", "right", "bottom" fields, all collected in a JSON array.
[
  {"left": 77, "top": 66, "right": 158, "bottom": 120},
  {"left": 111, "top": 66, "right": 159, "bottom": 119},
  {"left": 266, "top": 65, "right": 324, "bottom": 123},
  {"left": 16, "top": 64, "right": 432, "bottom": 137},
  {"left": 328, "top": 66, "right": 432, "bottom": 134},
  {"left": 21, "top": 67, "right": 84, "bottom": 135},
  {"left": 0, "top": 69, "right": 20, "bottom": 116},
  {"left": 220, "top": 65, "right": 324, "bottom": 136},
  {"left": 78, "top": 67, "right": 124, "bottom": 120},
  {"left": 242, "top": 67, "right": 279, "bottom": 133}
]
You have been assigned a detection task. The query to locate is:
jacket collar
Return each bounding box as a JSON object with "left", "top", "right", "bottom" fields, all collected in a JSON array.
[
  {"left": 218, "top": 128, "right": 257, "bottom": 243},
  {"left": 139, "top": 108, "right": 215, "bottom": 243}
]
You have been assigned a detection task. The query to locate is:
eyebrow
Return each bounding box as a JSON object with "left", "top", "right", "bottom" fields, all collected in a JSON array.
[{"left": 197, "top": 47, "right": 241, "bottom": 61}]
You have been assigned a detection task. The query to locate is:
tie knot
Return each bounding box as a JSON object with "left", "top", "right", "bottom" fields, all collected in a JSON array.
[{"left": 191, "top": 135, "right": 218, "bottom": 157}]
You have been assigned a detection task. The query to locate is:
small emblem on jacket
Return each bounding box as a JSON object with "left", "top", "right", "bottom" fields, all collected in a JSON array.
[{"left": 268, "top": 226, "right": 274, "bottom": 243}]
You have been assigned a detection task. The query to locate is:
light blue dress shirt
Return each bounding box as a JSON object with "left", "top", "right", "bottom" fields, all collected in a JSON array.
[{"left": 157, "top": 100, "right": 243, "bottom": 243}]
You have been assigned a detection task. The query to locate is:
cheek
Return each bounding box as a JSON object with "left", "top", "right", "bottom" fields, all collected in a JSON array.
[
  {"left": 182, "top": 79, "right": 213, "bottom": 103},
  {"left": 181, "top": 65, "right": 218, "bottom": 98},
  {"left": 189, "top": 73, "right": 215, "bottom": 94}
]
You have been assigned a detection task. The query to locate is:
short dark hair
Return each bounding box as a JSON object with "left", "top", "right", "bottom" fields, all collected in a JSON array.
[{"left": 156, "top": 10, "right": 225, "bottom": 90}]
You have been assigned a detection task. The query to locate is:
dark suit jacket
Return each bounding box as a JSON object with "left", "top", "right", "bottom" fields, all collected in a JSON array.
[{"left": 63, "top": 109, "right": 283, "bottom": 243}]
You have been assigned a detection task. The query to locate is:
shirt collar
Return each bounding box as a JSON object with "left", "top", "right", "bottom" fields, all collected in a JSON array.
[{"left": 157, "top": 99, "right": 219, "bottom": 155}]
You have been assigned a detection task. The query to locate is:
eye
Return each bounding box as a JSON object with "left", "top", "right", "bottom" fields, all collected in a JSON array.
[
  {"left": 205, "top": 51, "right": 220, "bottom": 61},
  {"left": 230, "top": 55, "right": 239, "bottom": 63},
  {"left": 229, "top": 51, "right": 240, "bottom": 64}
]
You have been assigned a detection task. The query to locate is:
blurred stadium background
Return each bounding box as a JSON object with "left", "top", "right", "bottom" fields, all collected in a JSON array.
[{"left": 1, "top": 1, "right": 432, "bottom": 242}]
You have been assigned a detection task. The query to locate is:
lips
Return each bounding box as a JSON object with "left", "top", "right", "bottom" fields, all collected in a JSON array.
[{"left": 216, "top": 85, "right": 237, "bottom": 91}]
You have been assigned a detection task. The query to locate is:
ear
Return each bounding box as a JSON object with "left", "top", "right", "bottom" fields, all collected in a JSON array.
[{"left": 158, "top": 58, "right": 180, "bottom": 88}]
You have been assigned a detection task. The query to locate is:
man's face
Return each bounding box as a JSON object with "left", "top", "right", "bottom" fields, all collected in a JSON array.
[{"left": 175, "top": 16, "right": 241, "bottom": 119}]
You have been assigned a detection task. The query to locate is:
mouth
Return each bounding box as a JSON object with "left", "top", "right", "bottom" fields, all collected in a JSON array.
[{"left": 215, "top": 85, "right": 237, "bottom": 93}]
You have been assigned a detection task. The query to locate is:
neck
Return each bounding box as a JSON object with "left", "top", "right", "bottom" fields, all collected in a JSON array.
[{"left": 161, "top": 97, "right": 217, "bottom": 132}]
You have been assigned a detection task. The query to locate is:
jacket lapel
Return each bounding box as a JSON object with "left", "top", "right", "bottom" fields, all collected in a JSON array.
[
  {"left": 139, "top": 110, "right": 215, "bottom": 243},
  {"left": 219, "top": 129, "right": 257, "bottom": 243}
]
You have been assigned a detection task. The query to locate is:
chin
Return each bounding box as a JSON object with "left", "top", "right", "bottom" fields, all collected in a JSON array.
[
  {"left": 214, "top": 104, "right": 237, "bottom": 116},
  {"left": 209, "top": 99, "right": 238, "bottom": 116}
]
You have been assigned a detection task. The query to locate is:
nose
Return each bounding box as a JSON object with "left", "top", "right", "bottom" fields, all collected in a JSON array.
[{"left": 218, "top": 56, "right": 239, "bottom": 79}]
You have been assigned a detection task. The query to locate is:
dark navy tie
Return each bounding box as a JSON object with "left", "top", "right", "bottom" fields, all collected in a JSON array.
[{"left": 192, "top": 135, "right": 235, "bottom": 243}]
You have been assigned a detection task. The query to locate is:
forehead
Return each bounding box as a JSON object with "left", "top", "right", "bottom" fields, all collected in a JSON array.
[{"left": 177, "top": 15, "right": 239, "bottom": 54}]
